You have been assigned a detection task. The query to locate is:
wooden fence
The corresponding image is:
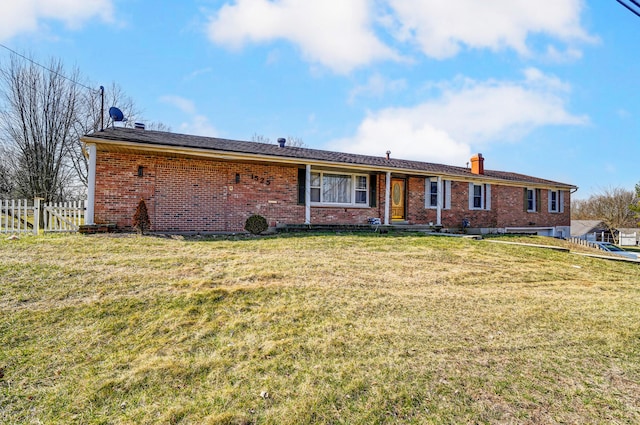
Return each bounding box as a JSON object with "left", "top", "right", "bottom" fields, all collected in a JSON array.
[
  {"left": 43, "top": 200, "right": 85, "bottom": 232},
  {"left": 567, "top": 237, "right": 601, "bottom": 250},
  {"left": 1, "top": 198, "right": 86, "bottom": 235},
  {"left": 0, "top": 198, "right": 41, "bottom": 235}
]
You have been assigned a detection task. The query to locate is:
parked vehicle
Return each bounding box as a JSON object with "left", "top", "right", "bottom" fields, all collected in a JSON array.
[{"left": 593, "top": 242, "right": 638, "bottom": 260}]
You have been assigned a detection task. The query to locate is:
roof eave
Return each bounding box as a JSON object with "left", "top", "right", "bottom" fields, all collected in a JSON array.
[{"left": 81, "top": 135, "right": 577, "bottom": 190}]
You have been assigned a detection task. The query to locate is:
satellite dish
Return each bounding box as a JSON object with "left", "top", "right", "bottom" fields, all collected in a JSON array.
[{"left": 108, "top": 106, "right": 127, "bottom": 124}]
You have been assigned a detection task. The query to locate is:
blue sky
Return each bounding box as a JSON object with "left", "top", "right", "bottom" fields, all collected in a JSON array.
[{"left": 1, "top": 0, "right": 639, "bottom": 199}]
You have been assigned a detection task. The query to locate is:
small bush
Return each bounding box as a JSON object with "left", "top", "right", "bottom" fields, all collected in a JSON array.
[
  {"left": 133, "top": 198, "right": 151, "bottom": 235},
  {"left": 244, "top": 214, "right": 268, "bottom": 235}
]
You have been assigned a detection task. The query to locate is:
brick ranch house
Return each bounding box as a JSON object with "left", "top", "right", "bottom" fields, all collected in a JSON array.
[{"left": 81, "top": 127, "right": 575, "bottom": 236}]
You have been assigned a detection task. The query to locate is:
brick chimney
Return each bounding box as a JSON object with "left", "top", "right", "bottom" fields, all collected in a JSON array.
[{"left": 470, "top": 153, "right": 484, "bottom": 175}]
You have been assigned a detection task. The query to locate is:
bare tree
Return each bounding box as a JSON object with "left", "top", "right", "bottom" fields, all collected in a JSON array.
[
  {"left": 0, "top": 53, "right": 167, "bottom": 200},
  {"left": 0, "top": 145, "right": 14, "bottom": 198},
  {"left": 252, "top": 133, "right": 307, "bottom": 147},
  {"left": 145, "top": 121, "right": 172, "bottom": 132},
  {"left": 69, "top": 82, "right": 141, "bottom": 187},
  {"left": 630, "top": 182, "right": 640, "bottom": 222},
  {"left": 0, "top": 56, "right": 81, "bottom": 202},
  {"left": 573, "top": 187, "right": 638, "bottom": 243}
]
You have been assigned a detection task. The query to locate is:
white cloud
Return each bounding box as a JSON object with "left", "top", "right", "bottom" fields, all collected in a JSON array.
[
  {"left": 544, "top": 45, "right": 584, "bottom": 63},
  {"left": 0, "top": 0, "right": 114, "bottom": 41},
  {"left": 184, "top": 67, "right": 213, "bottom": 81},
  {"left": 160, "top": 95, "right": 197, "bottom": 115},
  {"left": 329, "top": 115, "right": 471, "bottom": 165},
  {"left": 179, "top": 115, "right": 219, "bottom": 138},
  {"left": 328, "top": 69, "right": 588, "bottom": 165},
  {"left": 159, "top": 95, "right": 218, "bottom": 137},
  {"left": 348, "top": 73, "right": 407, "bottom": 103},
  {"left": 205, "top": 0, "right": 593, "bottom": 70},
  {"left": 386, "top": 0, "right": 594, "bottom": 59},
  {"left": 206, "top": 0, "right": 400, "bottom": 73}
]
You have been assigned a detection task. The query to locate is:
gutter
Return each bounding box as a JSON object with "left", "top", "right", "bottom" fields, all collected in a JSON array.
[{"left": 80, "top": 136, "right": 577, "bottom": 191}]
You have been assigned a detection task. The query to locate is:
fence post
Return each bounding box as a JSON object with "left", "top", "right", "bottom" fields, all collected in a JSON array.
[{"left": 33, "top": 198, "right": 43, "bottom": 235}]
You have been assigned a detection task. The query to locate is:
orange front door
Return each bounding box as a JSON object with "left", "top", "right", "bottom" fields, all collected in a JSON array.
[{"left": 391, "top": 178, "right": 405, "bottom": 220}]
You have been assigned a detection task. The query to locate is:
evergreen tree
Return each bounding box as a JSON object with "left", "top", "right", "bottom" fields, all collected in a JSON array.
[{"left": 132, "top": 198, "right": 150, "bottom": 235}]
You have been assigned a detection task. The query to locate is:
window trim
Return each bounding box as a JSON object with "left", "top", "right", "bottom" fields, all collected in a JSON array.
[
  {"left": 425, "top": 177, "right": 451, "bottom": 210},
  {"left": 548, "top": 190, "right": 564, "bottom": 213},
  {"left": 309, "top": 171, "right": 370, "bottom": 207},
  {"left": 525, "top": 188, "right": 541, "bottom": 213},
  {"left": 468, "top": 183, "right": 491, "bottom": 211}
]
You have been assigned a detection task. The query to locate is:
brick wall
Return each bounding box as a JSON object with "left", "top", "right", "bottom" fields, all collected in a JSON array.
[
  {"left": 95, "top": 151, "right": 305, "bottom": 232},
  {"left": 94, "top": 151, "right": 570, "bottom": 232}
]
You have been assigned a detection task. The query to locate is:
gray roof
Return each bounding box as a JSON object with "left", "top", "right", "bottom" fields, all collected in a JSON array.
[
  {"left": 571, "top": 220, "right": 605, "bottom": 237},
  {"left": 84, "top": 127, "right": 576, "bottom": 189}
]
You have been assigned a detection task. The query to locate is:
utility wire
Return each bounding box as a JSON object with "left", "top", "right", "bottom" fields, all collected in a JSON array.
[
  {"left": 0, "top": 42, "right": 100, "bottom": 93},
  {"left": 616, "top": 0, "right": 640, "bottom": 18}
]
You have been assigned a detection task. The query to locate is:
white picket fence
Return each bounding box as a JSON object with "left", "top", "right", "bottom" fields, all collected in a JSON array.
[
  {"left": 568, "top": 237, "right": 601, "bottom": 250},
  {"left": 1, "top": 199, "right": 40, "bottom": 235},
  {"left": 1, "top": 198, "right": 86, "bottom": 235},
  {"left": 43, "top": 200, "right": 86, "bottom": 232}
]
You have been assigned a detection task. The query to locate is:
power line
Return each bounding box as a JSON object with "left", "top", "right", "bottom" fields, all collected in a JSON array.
[
  {"left": 616, "top": 0, "right": 640, "bottom": 18},
  {"left": 0, "top": 42, "right": 100, "bottom": 93}
]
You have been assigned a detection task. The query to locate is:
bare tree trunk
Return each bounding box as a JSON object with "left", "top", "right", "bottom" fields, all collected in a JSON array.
[
  {"left": 0, "top": 56, "right": 79, "bottom": 202},
  {"left": 1, "top": 54, "right": 166, "bottom": 200}
]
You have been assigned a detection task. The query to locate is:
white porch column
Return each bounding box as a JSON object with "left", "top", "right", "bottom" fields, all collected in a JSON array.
[
  {"left": 305, "top": 164, "right": 311, "bottom": 224},
  {"left": 85, "top": 143, "right": 96, "bottom": 225},
  {"left": 384, "top": 171, "right": 391, "bottom": 225},
  {"left": 436, "top": 176, "right": 442, "bottom": 226}
]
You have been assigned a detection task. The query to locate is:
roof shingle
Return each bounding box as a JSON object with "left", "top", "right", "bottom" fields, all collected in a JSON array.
[{"left": 83, "top": 127, "right": 576, "bottom": 189}]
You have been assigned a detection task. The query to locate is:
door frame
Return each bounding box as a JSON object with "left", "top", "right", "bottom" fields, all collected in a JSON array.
[{"left": 390, "top": 177, "right": 406, "bottom": 221}]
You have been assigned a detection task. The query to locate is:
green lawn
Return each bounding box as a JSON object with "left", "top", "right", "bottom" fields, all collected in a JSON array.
[{"left": 1, "top": 233, "right": 639, "bottom": 424}]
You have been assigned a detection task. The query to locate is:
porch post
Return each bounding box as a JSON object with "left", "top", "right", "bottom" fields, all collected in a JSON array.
[
  {"left": 384, "top": 171, "right": 391, "bottom": 225},
  {"left": 86, "top": 143, "right": 96, "bottom": 225},
  {"left": 436, "top": 176, "right": 442, "bottom": 226},
  {"left": 305, "top": 164, "right": 311, "bottom": 224}
]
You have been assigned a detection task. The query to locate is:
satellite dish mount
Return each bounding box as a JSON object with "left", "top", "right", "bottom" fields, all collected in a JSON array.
[{"left": 108, "top": 106, "right": 127, "bottom": 128}]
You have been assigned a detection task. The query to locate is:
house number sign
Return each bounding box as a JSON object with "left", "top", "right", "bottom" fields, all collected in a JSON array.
[{"left": 251, "top": 174, "right": 272, "bottom": 185}]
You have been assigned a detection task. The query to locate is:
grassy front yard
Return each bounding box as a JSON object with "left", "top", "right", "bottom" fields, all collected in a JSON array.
[{"left": 1, "top": 233, "right": 639, "bottom": 424}]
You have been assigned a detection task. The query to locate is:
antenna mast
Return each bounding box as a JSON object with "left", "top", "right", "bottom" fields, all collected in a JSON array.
[{"left": 100, "top": 86, "right": 104, "bottom": 132}]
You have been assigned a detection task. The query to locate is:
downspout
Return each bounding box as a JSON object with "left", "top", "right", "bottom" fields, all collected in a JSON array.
[
  {"left": 305, "top": 164, "right": 311, "bottom": 224},
  {"left": 384, "top": 171, "right": 391, "bottom": 225},
  {"left": 86, "top": 143, "right": 96, "bottom": 225},
  {"left": 436, "top": 176, "right": 442, "bottom": 226}
]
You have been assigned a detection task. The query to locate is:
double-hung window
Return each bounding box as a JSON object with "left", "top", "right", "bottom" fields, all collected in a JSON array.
[
  {"left": 425, "top": 177, "right": 451, "bottom": 209},
  {"left": 310, "top": 171, "right": 368, "bottom": 206},
  {"left": 525, "top": 188, "right": 540, "bottom": 212},
  {"left": 469, "top": 183, "right": 491, "bottom": 210},
  {"left": 548, "top": 190, "right": 564, "bottom": 213}
]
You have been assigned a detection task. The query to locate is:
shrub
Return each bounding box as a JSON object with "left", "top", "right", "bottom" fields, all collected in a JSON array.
[
  {"left": 132, "top": 198, "right": 151, "bottom": 235},
  {"left": 244, "top": 214, "right": 268, "bottom": 235}
]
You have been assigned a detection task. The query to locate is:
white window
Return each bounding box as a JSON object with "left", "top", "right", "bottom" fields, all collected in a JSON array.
[
  {"left": 310, "top": 172, "right": 321, "bottom": 202},
  {"left": 469, "top": 183, "right": 491, "bottom": 210},
  {"left": 548, "top": 190, "right": 564, "bottom": 213},
  {"left": 526, "top": 188, "right": 537, "bottom": 212},
  {"left": 310, "top": 171, "right": 368, "bottom": 206},
  {"left": 425, "top": 178, "right": 451, "bottom": 209},
  {"left": 355, "top": 176, "right": 368, "bottom": 204}
]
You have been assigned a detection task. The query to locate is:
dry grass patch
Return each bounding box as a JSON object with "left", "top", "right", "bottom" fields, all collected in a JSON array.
[{"left": 1, "top": 233, "right": 639, "bottom": 424}]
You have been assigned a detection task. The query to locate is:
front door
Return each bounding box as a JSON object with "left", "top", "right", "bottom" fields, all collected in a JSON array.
[{"left": 391, "top": 178, "right": 405, "bottom": 221}]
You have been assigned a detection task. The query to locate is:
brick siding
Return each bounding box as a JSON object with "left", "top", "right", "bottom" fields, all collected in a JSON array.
[{"left": 94, "top": 151, "right": 570, "bottom": 232}]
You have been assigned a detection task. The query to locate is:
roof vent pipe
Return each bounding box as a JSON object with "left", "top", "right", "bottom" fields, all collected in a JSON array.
[
  {"left": 278, "top": 138, "right": 286, "bottom": 148},
  {"left": 386, "top": 150, "right": 391, "bottom": 160}
]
